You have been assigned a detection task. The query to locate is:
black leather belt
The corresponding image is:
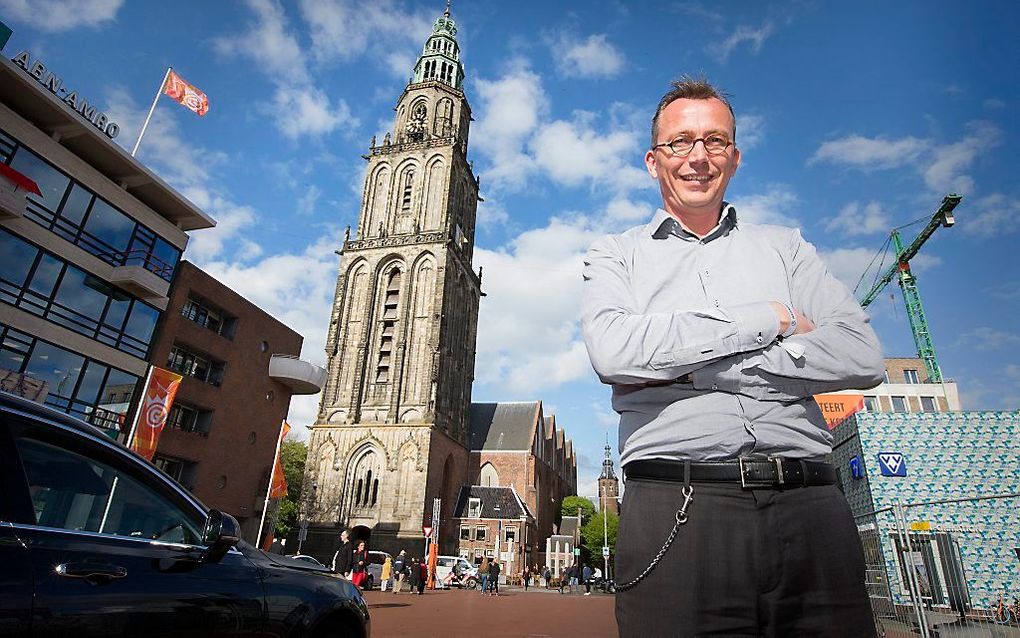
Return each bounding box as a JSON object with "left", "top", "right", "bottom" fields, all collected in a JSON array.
[{"left": 625, "top": 457, "right": 836, "bottom": 488}]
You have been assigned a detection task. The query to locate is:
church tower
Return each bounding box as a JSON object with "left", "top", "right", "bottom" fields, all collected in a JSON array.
[
  {"left": 598, "top": 442, "right": 620, "bottom": 516},
  {"left": 304, "top": 5, "right": 481, "bottom": 555}
]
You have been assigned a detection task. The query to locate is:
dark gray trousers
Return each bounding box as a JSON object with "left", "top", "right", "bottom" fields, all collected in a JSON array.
[{"left": 615, "top": 478, "right": 875, "bottom": 637}]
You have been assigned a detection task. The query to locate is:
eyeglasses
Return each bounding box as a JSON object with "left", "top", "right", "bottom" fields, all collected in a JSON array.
[{"left": 652, "top": 134, "right": 733, "bottom": 157}]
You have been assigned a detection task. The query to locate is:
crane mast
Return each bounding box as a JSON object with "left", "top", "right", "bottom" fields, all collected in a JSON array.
[{"left": 858, "top": 194, "right": 961, "bottom": 383}]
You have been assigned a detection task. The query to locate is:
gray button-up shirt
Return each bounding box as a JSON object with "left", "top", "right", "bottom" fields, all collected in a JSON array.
[{"left": 581, "top": 205, "right": 885, "bottom": 467}]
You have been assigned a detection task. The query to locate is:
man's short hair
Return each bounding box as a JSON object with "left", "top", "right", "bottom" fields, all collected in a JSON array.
[{"left": 650, "top": 75, "right": 736, "bottom": 148}]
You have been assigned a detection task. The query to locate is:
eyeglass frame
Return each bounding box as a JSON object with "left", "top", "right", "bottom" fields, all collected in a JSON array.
[{"left": 650, "top": 134, "right": 734, "bottom": 157}]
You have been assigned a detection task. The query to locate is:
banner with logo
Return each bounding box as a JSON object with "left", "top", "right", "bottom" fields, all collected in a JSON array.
[
  {"left": 268, "top": 421, "right": 291, "bottom": 499},
  {"left": 163, "top": 69, "right": 210, "bottom": 116},
  {"left": 130, "top": 366, "right": 183, "bottom": 460},
  {"left": 813, "top": 393, "right": 864, "bottom": 430}
]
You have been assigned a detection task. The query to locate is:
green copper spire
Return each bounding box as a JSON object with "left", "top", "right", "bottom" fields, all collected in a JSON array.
[{"left": 411, "top": 3, "right": 465, "bottom": 89}]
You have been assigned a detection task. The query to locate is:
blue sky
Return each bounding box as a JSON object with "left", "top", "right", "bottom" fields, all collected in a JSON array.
[{"left": 3, "top": 0, "right": 1017, "bottom": 496}]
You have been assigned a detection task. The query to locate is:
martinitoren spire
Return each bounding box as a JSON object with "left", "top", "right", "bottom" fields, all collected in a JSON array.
[{"left": 411, "top": 4, "right": 465, "bottom": 89}]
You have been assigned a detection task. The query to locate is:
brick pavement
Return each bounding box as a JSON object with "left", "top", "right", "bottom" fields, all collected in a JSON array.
[{"left": 363, "top": 586, "right": 617, "bottom": 637}]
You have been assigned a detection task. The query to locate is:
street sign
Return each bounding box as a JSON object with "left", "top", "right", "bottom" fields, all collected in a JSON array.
[
  {"left": 849, "top": 455, "right": 864, "bottom": 479},
  {"left": 422, "top": 526, "right": 433, "bottom": 538},
  {"left": 602, "top": 546, "right": 610, "bottom": 558},
  {"left": 573, "top": 548, "right": 580, "bottom": 556},
  {"left": 877, "top": 452, "right": 907, "bottom": 477}
]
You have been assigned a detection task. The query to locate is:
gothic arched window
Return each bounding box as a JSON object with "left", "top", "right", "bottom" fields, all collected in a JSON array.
[
  {"left": 401, "top": 170, "right": 414, "bottom": 213},
  {"left": 352, "top": 450, "right": 381, "bottom": 511}
]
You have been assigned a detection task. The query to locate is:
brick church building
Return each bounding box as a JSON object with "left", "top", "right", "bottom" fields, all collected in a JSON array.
[{"left": 299, "top": 7, "right": 576, "bottom": 562}]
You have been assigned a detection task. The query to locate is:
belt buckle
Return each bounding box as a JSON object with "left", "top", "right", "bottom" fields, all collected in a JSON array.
[{"left": 738, "top": 456, "right": 783, "bottom": 489}]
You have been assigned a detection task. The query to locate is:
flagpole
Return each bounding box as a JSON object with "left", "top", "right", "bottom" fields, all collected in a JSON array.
[
  {"left": 124, "top": 364, "right": 154, "bottom": 449},
  {"left": 257, "top": 420, "right": 288, "bottom": 549},
  {"left": 132, "top": 66, "right": 172, "bottom": 157}
]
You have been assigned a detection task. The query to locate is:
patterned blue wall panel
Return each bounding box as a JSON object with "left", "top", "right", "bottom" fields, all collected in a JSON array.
[{"left": 832, "top": 411, "right": 1020, "bottom": 610}]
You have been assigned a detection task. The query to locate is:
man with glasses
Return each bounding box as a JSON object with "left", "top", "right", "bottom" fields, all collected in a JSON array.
[{"left": 581, "top": 77, "right": 884, "bottom": 636}]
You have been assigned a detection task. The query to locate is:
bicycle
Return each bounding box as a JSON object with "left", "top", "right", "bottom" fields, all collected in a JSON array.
[{"left": 992, "top": 591, "right": 1019, "bottom": 625}]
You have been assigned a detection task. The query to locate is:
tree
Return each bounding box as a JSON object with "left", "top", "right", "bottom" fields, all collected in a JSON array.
[
  {"left": 581, "top": 510, "right": 619, "bottom": 571},
  {"left": 560, "top": 495, "right": 596, "bottom": 526},
  {"left": 275, "top": 440, "right": 307, "bottom": 538}
]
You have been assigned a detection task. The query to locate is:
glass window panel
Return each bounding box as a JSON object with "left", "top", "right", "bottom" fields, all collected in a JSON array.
[
  {"left": 24, "top": 340, "right": 84, "bottom": 400},
  {"left": 891, "top": 396, "right": 907, "bottom": 413},
  {"left": 103, "top": 295, "right": 130, "bottom": 331},
  {"left": 83, "top": 198, "right": 134, "bottom": 253},
  {"left": 53, "top": 266, "right": 109, "bottom": 323},
  {"left": 920, "top": 396, "right": 937, "bottom": 412},
  {"left": 100, "top": 368, "right": 138, "bottom": 414},
  {"left": 75, "top": 360, "right": 109, "bottom": 407},
  {"left": 27, "top": 254, "right": 64, "bottom": 298},
  {"left": 0, "top": 229, "right": 40, "bottom": 294},
  {"left": 59, "top": 183, "right": 93, "bottom": 226},
  {"left": 15, "top": 437, "right": 202, "bottom": 543},
  {"left": 0, "top": 347, "right": 26, "bottom": 372},
  {"left": 152, "top": 238, "right": 181, "bottom": 276},
  {"left": 9, "top": 147, "right": 70, "bottom": 212},
  {"left": 124, "top": 302, "right": 159, "bottom": 346}
]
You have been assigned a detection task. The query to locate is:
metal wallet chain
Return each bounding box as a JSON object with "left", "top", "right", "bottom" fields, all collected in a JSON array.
[{"left": 615, "top": 485, "right": 693, "bottom": 592}]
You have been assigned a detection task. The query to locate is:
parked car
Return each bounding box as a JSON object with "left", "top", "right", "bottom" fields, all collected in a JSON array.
[
  {"left": 292, "top": 554, "right": 326, "bottom": 568},
  {"left": 0, "top": 391, "right": 370, "bottom": 637},
  {"left": 361, "top": 550, "right": 391, "bottom": 590},
  {"left": 435, "top": 555, "right": 478, "bottom": 588}
]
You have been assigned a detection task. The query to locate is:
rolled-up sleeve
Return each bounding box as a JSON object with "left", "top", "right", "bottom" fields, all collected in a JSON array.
[{"left": 580, "top": 235, "right": 780, "bottom": 385}]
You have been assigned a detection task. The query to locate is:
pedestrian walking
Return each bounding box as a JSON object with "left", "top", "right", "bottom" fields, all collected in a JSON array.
[
  {"left": 392, "top": 550, "right": 407, "bottom": 593},
  {"left": 543, "top": 566, "right": 552, "bottom": 589},
  {"left": 558, "top": 567, "right": 566, "bottom": 594},
  {"left": 488, "top": 560, "right": 501, "bottom": 596},
  {"left": 479, "top": 557, "right": 490, "bottom": 595},
  {"left": 407, "top": 557, "right": 421, "bottom": 594},
  {"left": 568, "top": 563, "right": 579, "bottom": 594},
  {"left": 522, "top": 566, "right": 531, "bottom": 591},
  {"left": 330, "top": 530, "right": 353, "bottom": 578},
  {"left": 417, "top": 559, "right": 427, "bottom": 595},
  {"left": 350, "top": 541, "right": 369, "bottom": 589},
  {"left": 380, "top": 555, "right": 392, "bottom": 592},
  {"left": 583, "top": 564, "right": 593, "bottom": 595}
]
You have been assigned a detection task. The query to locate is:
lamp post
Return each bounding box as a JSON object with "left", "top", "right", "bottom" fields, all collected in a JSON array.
[{"left": 601, "top": 485, "right": 609, "bottom": 581}]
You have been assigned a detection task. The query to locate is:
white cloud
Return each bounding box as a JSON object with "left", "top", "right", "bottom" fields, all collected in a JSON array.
[
  {"left": 476, "top": 199, "right": 510, "bottom": 230},
  {"left": 957, "top": 328, "right": 1020, "bottom": 351},
  {"left": 809, "top": 135, "right": 929, "bottom": 169},
  {"left": 0, "top": 0, "right": 123, "bottom": 32},
  {"left": 474, "top": 216, "right": 602, "bottom": 395},
  {"left": 553, "top": 33, "right": 626, "bottom": 79},
  {"left": 184, "top": 200, "right": 257, "bottom": 262},
  {"left": 922, "top": 121, "right": 999, "bottom": 195},
  {"left": 296, "top": 185, "right": 322, "bottom": 217},
  {"left": 605, "top": 196, "right": 654, "bottom": 222},
  {"left": 824, "top": 201, "right": 890, "bottom": 237},
  {"left": 983, "top": 98, "right": 1005, "bottom": 110},
  {"left": 529, "top": 117, "right": 647, "bottom": 191},
  {"left": 472, "top": 64, "right": 548, "bottom": 188},
  {"left": 214, "top": 0, "right": 309, "bottom": 83},
  {"left": 960, "top": 193, "right": 1020, "bottom": 239},
  {"left": 268, "top": 86, "right": 357, "bottom": 139},
  {"left": 729, "top": 185, "right": 799, "bottom": 227},
  {"left": 736, "top": 113, "right": 765, "bottom": 150},
  {"left": 711, "top": 22, "right": 776, "bottom": 61},
  {"left": 215, "top": 0, "right": 359, "bottom": 140},
  {"left": 298, "top": 0, "right": 432, "bottom": 69},
  {"left": 821, "top": 247, "right": 942, "bottom": 296}
]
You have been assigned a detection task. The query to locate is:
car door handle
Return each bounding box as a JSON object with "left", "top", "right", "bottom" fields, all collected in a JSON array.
[{"left": 55, "top": 562, "right": 128, "bottom": 579}]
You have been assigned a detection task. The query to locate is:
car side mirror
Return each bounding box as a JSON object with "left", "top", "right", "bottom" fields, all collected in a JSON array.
[{"left": 202, "top": 509, "right": 241, "bottom": 563}]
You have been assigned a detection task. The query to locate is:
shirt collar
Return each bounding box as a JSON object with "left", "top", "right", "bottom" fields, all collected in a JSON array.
[{"left": 648, "top": 203, "right": 738, "bottom": 242}]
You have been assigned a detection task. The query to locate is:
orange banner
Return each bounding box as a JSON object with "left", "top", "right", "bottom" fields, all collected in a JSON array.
[
  {"left": 130, "top": 367, "right": 183, "bottom": 460},
  {"left": 268, "top": 421, "right": 291, "bottom": 499},
  {"left": 813, "top": 393, "right": 864, "bottom": 430}
]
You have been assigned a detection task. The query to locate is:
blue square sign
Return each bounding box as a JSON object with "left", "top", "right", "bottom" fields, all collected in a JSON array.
[
  {"left": 849, "top": 455, "right": 864, "bottom": 479},
  {"left": 877, "top": 452, "right": 907, "bottom": 477}
]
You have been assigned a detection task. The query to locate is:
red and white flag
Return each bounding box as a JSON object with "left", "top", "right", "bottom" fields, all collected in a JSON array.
[
  {"left": 163, "top": 69, "right": 210, "bottom": 116},
  {"left": 130, "top": 367, "right": 183, "bottom": 460},
  {"left": 268, "top": 421, "right": 291, "bottom": 499}
]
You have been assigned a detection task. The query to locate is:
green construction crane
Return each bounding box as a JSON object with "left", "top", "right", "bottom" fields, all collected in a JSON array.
[{"left": 857, "top": 194, "right": 961, "bottom": 383}]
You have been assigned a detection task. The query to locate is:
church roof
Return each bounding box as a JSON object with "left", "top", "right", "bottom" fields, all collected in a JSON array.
[
  {"left": 452, "top": 485, "right": 534, "bottom": 520},
  {"left": 558, "top": 515, "right": 580, "bottom": 537},
  {"left": 469, "top": 401, "right": 540, "bottom": 451}
]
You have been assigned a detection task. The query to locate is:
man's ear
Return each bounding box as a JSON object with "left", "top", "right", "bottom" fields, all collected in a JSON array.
[{"left": 644, "top": 149, "right": 659, "bottom": 179}]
